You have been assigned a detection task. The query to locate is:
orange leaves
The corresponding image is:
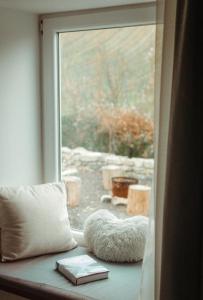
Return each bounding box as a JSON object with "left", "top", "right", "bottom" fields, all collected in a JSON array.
[{"left": 96, "top": 107, "right": 154, "bottom": 143}]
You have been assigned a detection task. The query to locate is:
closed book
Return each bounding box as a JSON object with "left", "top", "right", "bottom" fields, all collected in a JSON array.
[{"left": 56, "top": 254, "right": 109, "bottom": 285}]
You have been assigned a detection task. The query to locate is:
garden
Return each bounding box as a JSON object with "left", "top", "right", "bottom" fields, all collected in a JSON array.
[{"left": 60, "top": 25, "right": 155, "bottom": 229}]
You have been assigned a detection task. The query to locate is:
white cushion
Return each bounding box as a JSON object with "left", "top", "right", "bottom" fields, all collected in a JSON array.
[
  {"left": 84, "top": 209, "right": 148, "bottom": 262},
  {"left": 0, "top": 182, "right": 77, "bottom": 262}
]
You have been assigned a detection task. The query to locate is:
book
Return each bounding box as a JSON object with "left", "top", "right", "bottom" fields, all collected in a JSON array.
[{"left": 56, "top": 254, "right": 109, "bottom": 285}]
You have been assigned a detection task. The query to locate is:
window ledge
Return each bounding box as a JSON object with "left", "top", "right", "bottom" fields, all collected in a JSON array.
[{"left": 0, "top": 246, "right": 142, "bottom": 300}]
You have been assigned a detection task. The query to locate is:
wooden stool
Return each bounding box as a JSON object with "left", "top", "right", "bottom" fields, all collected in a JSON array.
[
  {"left": 102, "top": 165, "right": 123, "bottom": 191},
  {"left": 64, "top": 176, "right": 81, "bottom": 208},
  {"left": 127, "top": 185, "right": 151, "bottom": 216}
]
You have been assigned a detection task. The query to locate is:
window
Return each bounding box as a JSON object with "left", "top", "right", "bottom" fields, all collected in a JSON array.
[{"left": 42, "top": 3, "right": 156, "bottom": 230}]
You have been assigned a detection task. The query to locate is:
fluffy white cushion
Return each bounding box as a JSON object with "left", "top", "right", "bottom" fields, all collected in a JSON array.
[
  {"left": 84, "top": 209, "right": 148, "bottom": 262},
  {"left": 0, "top": 182, "right": 77, "bottom": 262}
]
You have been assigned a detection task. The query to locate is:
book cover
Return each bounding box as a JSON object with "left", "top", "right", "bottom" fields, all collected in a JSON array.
[{"left": 56, "top": 254, "right": 109, "bottom": 285}]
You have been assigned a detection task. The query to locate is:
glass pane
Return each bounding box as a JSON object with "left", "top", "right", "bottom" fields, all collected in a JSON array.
[{"left": 59, "top": 25, "right": 155, "bottom": 230}]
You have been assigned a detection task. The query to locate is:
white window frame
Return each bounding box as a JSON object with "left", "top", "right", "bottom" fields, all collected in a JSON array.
[{"left": 41, "top": 2, "right": 156, "bottom": 183}]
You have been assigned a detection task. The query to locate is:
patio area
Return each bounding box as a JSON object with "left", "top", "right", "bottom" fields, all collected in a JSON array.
[{"left": 62, "top": 147, "right": 154, "bottom": 230}]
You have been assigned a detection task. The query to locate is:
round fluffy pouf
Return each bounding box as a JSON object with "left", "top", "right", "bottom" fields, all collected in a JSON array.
[{"left": 84, "top": 209, "right": 148, "bottom": 262}]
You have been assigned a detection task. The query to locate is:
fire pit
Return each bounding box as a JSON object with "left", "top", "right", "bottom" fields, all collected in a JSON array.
[{"left": 112, "top": 177, "right": 138, "bottom": 198}]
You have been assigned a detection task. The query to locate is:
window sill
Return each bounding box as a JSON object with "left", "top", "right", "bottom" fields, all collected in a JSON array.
[{"left": 0, "top": 246, "right": 142, "bottom": 300}]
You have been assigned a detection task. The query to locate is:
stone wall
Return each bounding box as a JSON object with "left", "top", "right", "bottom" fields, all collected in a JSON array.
[{"left": 62, "top": 147, "right": 154, "bottom": 185}]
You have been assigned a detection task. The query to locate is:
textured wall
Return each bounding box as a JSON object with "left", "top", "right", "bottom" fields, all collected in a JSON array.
[{"left": 62, "top": 147, "right": 154, "bottom": 184}]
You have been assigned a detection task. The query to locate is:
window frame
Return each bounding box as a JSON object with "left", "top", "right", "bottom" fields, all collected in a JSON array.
[{"left": 41, "top": 2, "right": 156, "bottom": 183}]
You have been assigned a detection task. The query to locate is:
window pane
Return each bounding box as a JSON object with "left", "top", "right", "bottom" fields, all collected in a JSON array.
[{"left": 59, "top": 25, "right": 155, "bottom": 230}]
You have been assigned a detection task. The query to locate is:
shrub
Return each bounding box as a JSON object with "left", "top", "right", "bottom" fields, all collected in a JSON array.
[
  {"left": 62, "top": 107, "right": 154, "bottom": 158},
  {"left": 96, "top": 107, "right": 154, "bottom": 158},
  {"left": 62, "top": 114, "right": 109, "bottom": 152}
]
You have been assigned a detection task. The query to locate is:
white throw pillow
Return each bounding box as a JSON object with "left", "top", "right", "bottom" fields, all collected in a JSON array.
[
  {"left": 0, "top": 182, "right": 77, "bottom": 262},
  {"left": 84, "top": 209, "right": 148, "bottom": 262}
]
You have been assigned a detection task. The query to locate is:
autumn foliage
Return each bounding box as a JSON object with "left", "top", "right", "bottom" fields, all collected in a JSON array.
[{"left": 96, "top": 107, "right": 154, "bottom": 157}]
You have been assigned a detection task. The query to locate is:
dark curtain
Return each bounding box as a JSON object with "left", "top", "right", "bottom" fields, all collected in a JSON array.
[{"left": 160, "top": 0, "right": 202, "bottom": 300}]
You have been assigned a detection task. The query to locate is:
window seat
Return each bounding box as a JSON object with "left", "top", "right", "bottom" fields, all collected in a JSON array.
[{"left": 0, "top": 246, "right": 142, "bottom": 300}]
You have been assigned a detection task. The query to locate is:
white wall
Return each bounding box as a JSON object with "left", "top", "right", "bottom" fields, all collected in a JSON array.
[{"left": 0, "top": 7, "right": 42, "bottom": 184}]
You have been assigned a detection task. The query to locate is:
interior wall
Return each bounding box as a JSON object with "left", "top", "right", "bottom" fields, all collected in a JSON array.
[{"left": 0, "top": 7, "right": 42, "bottom": 185}]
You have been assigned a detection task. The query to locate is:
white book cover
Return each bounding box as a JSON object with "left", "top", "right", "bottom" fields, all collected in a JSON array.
[{"left": 56, "top": 255, "right": 109, "bottom": 285}]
